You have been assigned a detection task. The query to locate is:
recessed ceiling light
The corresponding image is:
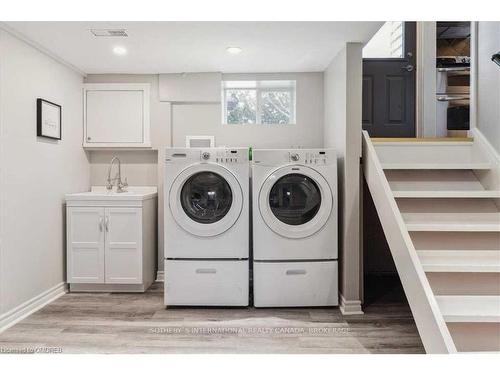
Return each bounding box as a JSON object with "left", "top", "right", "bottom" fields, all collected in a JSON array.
[
  {"left": 113, "top": 46, "right": 127, "bottom": 56},
  {"left": 226, "top": 47, "right": 242, "bottom": 55}
]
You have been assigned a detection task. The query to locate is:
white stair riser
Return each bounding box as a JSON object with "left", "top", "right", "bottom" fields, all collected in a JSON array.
[
  {"left": 447, "top": 322, "right": 500, "bottom": 352},
  {"left": 428, "top": 273, "right": 500, "bottom": 296},
  {"left": 411, "top": 232, "right": 500, "bottom": 251},
  {"left": 419, "top": 251, "right": 500, "bottom": 273}
]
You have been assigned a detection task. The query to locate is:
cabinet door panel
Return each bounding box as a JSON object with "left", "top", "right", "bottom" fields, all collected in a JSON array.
[
  {"left": 105, "top": 207, "right": 142, "bottom": 284},
  {"left": 67, "top": 207, "right": 105, "bottom": 283},
  {"left": 86, "top": 90, "right": 144, "bottom": 143}
]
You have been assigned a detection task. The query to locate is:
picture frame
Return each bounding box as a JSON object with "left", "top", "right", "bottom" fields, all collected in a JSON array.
[{"left": 37, "top": 98, "right": 62, "bottom": 140}]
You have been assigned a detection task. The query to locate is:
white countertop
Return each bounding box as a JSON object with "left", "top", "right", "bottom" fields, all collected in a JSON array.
[{"left": 66, "top": 186, "right": 158, "bottom": 201}]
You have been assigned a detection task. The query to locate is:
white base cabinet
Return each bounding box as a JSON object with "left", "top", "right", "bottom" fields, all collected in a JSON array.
[{"left": 66, "top": 188, "right": 157, "bottom": 292}]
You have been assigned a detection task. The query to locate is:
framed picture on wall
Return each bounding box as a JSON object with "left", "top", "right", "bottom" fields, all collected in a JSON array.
[{"left": 37, "top": 98, "right": 62, "bottom": 140}]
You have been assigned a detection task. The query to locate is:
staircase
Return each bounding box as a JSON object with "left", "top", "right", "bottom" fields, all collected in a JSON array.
[{"left": 362, "top": 130, "right": 500, "bottom": 353}]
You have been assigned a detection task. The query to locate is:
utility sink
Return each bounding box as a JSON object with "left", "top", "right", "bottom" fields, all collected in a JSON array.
[{"left": 66, "top": 186, "right": 158, "bottom": 201}]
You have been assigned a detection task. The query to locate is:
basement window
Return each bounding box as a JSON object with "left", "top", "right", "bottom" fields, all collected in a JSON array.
[{"left": 222, "top": 80, "right": 296, "bottom": 125}]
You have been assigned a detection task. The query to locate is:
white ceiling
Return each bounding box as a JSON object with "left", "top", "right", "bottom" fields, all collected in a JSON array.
[{"left": 3, "top": 22, "right": 382, "bottom": 74}]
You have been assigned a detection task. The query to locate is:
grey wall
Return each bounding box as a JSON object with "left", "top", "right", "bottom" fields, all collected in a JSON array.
[
  {"left": 86, "top": 72, "right": 324, "bottom": 273},
  {"left": 477, "top": 22, "right": 500, "bottom": 153},
  {"left": 89, "top": 150, "right": 158, "bottom": 186},
  {"left": 0, "top": 30, "right": 89, "bottom": 315},
  {"left": 323, "top": 43, "right": 363, "bottom": 311},
  {"left": 172, "top": 73, "right": 324, "bottom": 148}
]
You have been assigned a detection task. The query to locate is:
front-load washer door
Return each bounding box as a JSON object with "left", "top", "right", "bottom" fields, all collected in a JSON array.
[
  {"left": 259, "top": 165, "right": 332, "bottom": 239},
  {"left": 169, "top": 163, "right": 243, "bottom": 237}
]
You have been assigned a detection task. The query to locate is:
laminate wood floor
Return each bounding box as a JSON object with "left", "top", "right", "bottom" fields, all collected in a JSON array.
[{"left": 0, "top": 277, "right": 424, "bottom": 354}]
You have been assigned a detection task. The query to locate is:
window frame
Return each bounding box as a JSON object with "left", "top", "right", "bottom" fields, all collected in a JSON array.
[{"left": 222, "top": 80, "right": 296, "bottom": 125}]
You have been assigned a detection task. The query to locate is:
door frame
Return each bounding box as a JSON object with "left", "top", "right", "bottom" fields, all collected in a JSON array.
[
  {"left": 363, "top": 22, "right": 417, "bottom": 138},
  {"left": 415, "top": 21, "right": 477, "bottom": 138}
]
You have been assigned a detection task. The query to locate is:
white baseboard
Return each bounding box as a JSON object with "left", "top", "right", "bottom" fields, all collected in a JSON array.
[
  {"left": 155, "top": 270, "right": 164, "bottom": 282},
  {"left": 0, "top": 282, "right": 67, "bottom": 333},
  {"left": 339, "top": 293, "right": 364, "bottom": 315}
]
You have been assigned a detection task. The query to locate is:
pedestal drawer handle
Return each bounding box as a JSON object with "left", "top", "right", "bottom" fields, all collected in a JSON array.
[
  {"left": 286, "top": 269, "right": 307, "bottom": 275},
  {"left": 196, "top": 268, "right": 217, "bottom": 274}
]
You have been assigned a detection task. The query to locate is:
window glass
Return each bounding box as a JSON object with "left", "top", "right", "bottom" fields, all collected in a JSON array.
[
  {"left": 181, "top": 172, "right": 233, "bottom": 224},
  {"left": 363, "top": 22, "right": 404, "bottom": 58},
  {"left": 223, "top": 80, "right": 296, "bottom": 124},
  {"left": 269, "top": 173, "right": 321, "bottom": 225},
  {"left": 261, "top": 91, "right": 292, "bottom": 124},
  {"left": 226, "top": 89, "right": 257, "bottom": 124}
]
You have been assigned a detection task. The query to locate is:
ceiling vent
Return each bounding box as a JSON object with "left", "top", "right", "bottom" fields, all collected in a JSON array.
[{"left": 90, "top": 29, "right": 128, "bottom": 37}]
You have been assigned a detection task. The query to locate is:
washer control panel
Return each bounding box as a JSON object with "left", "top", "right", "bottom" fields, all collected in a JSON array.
[{"left": 165, "top": 147, "right": 249, "bottom": 164}]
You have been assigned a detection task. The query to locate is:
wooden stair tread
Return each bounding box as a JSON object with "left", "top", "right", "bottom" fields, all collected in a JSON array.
[
  {"left": 435, "top": 295, "right": 500, "bottom": 323},
  {"left": 418, "top": 250, "right": 500, "bottom": 272}
]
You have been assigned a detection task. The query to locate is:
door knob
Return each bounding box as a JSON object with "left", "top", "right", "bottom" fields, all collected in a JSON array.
[{"left": 402, "top": 64, "right": 414, "bottom": 72}]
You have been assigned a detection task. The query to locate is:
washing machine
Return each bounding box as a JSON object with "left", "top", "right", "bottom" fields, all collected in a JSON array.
[
  {"left": 164, "top": 147, "right": 249, "bottom": 306},
  {"left": 252, "top": 149, "right": 338, "bottom": 307}
]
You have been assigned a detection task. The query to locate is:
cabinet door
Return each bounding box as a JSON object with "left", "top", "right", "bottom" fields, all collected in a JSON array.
[
  {"left": 86, "top": 90, "right": 144, "bottom": 143},
  {"left": 104, "top": 207, "right": 142, "bottom": 284},
  {"left": 83, "top": 83, "right": 150, "bottom": 148},
  {"left": 67, "top": 207, "right": 105, "bottom": 283}
]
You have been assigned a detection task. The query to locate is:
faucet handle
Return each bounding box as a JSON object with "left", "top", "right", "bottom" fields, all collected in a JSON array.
[
  {"left": 123, "top": 177, "right": 128, "bottom": 187},
  {"left": 106, "top": 177, "right": 113, "bottom": 190}
]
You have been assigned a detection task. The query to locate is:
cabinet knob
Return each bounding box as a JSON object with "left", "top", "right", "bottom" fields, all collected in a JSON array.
[{"left": 87, "top": 137, "right": 91, "bottom": 141}]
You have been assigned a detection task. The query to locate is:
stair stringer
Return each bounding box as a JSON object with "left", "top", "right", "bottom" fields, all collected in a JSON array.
[{"left": 362, "top": 131, "right": 457, "bottom": 354}]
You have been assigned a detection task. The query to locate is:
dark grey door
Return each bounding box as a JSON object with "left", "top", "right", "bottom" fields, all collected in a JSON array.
[{"left": 362, "top": 22, "right": 416, "bottom": 137}]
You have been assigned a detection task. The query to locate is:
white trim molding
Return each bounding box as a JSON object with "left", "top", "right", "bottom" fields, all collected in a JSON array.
[
  {"left": 416, "top": 22, "right": 437, "bottom": 138},
  {"left": 472, "top": 128, "right": 500, "bottom": 163},
  {"left": 0, "top": 22, "right": 86, "bottom": 77},
  {"left": 156, "top": 271, "right": 164, "bottom": 282},
  {"left": 0, "top": 282, "right": 67, "bottom": 334},
  {"left": 339, "top": 293, "right": 364, "bottom": 315},
  {"left": 469, "top": 22, "right": 478, "bottom": 132}
]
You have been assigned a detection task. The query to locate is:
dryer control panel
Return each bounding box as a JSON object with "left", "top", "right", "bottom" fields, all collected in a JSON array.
[
  {"left": 252, "top": 149, "right": 336, "bottom": 166},
  {"left": 288, "top": 150, "right": 330, "bottom": 165}
]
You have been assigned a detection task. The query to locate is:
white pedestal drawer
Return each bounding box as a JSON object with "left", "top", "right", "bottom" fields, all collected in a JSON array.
[
  {"left": 165, "top": 259, "right": 249, "bottom": 306},
  {"left": 253, "top": 260, "right": 338, "bottom": 307}
]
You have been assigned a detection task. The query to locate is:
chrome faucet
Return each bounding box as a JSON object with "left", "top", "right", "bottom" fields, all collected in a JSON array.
[{"left": 106, "top": 156, "right": 128, "bottom": 193}]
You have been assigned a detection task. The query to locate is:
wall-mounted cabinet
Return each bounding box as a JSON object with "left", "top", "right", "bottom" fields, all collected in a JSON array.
[{"left": 83, "top": 83, "right": 151, "bottom": 148}]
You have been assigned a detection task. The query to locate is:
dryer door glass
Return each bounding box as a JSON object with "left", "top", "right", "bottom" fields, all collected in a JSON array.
[
  {"left": 269, "top": 173, "right": 321, "bottom": 225},
  {"left": 181, "top": 172, "right": 233, "bottom": 224}
]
